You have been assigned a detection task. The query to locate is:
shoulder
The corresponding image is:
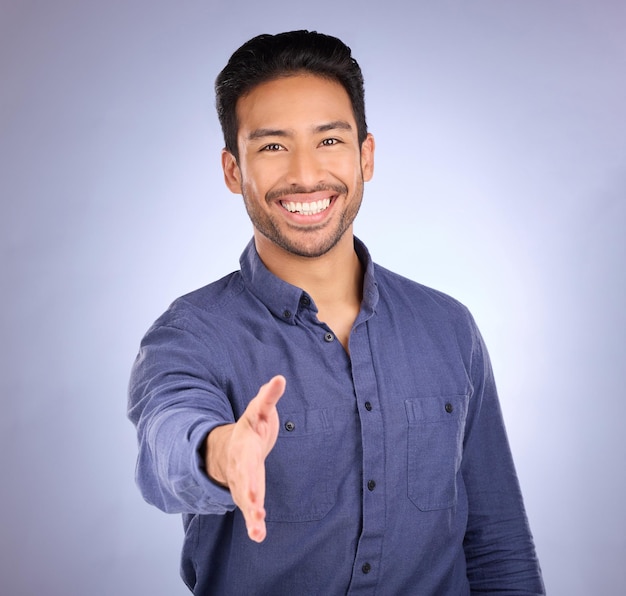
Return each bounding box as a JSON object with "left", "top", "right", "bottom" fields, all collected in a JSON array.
[
  {"left": 373, "top": 263, "right": 472, "bottom": 322},
  {"left": 372, "top": 264, "right": 487, "bottom": 375},
  {"left": 174, "top": 271, "right": 245, "bottom": 313},
  {"left": 147, "top": 271, "right": 247, "bottom": 338}
]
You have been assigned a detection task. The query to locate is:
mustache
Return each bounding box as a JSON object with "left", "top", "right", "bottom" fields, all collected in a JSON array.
[{"left": 266, "top": 183, "right": 348, "bottom": 202}]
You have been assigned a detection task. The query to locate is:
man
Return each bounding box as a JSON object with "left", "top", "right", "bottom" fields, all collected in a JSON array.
[{"left": 128, "top": 30, "right": 544, "bottom": 595}]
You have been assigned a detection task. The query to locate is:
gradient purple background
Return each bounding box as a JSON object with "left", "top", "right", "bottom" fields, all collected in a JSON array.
[{"left": 2, "top": 1, "right": 625, "bottom": 594}]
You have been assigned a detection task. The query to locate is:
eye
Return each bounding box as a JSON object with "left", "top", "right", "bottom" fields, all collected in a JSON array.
[
  {"left": 320, "top": 138, "right": 341, "bottom": 147},
  {"left": 261, "top": 143, "right": 284, "bottom": 152}
]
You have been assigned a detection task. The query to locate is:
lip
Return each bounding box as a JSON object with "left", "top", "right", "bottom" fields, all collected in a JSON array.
[{"left": 276, "top": 191, "right": 338, "bottom": 224}]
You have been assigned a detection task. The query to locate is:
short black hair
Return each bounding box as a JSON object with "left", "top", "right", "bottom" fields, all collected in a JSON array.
[{"left": 215, "top": 30, "right": 367, "bottom": 160}]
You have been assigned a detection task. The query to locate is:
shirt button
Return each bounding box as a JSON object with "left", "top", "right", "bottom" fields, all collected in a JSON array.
[
  {"left": 324, "top": 332, "right": 335, "bottom": 342},
  {"left": 300, "top": 295, "right": 311, "bottom": 307},
  {"left": 362, "top": 562, "right": 371, "bottom": 574},
  {"left": 364, "top": 401, "right": 372, "bottom": 411},
  {"left": 283, "top": 310, "right": 291, "bottom": 319},
  {"left": 367, "top": 479, "right": 376, "bottom": 491},
  {"left": 284, "top": 421, "right": 295, "bottom": 432},
  {"left": 445, "top": 402, "right": 454, "bottom": 413}
]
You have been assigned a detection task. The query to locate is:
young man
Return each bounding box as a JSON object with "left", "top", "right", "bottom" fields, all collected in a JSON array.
[{"left": 128, "top": 30, "right": 544, "bottom": 595}]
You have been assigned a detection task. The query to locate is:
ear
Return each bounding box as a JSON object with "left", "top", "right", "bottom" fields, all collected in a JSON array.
[
  {"left": 361, "top": 133, "right": 375, "bottom": 182},
  {"left": 221, "top": 149, "right": 242, "bottom": 194}
]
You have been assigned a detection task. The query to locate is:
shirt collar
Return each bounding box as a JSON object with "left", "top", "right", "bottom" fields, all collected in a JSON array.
[{"left": 239, "top": 237, "right": 379, "bottom": 324}]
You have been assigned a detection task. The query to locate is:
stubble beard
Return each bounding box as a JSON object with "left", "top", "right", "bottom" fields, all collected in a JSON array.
[{"left": 241, "top": 178, "right": 364, "bottom": 259}]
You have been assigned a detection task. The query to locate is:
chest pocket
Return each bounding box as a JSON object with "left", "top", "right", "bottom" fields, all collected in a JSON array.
[
  {"left": 264, "top": 408, "right": 335, "bottom": 522},
  {"left": 405, "top": 395, "right": 469, "bottom": 511}
]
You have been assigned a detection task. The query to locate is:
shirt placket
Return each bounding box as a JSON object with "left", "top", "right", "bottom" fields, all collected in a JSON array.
[{"left": 347, "top": 317, "right": 386, "bottom": 593}]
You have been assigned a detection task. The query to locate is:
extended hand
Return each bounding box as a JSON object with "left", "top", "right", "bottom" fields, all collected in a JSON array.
[{"left": 206, "top": 375, "right": 286, "bottom": 542}]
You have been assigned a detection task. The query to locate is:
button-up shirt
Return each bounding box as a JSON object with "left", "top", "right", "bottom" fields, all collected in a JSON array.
[{"left": 128, "top": 238, "right": 544, "bottom": 595}]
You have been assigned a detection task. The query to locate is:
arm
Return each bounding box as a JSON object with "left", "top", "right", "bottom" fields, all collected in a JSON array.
[
  {"left": 128, "top": 319, "right": 284, "bottom": 537},
  {"left": 462, "top": 323, "right": 545, "bottom": 594}
]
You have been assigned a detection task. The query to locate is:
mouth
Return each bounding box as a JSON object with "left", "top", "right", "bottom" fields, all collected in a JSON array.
[{"left": 280, "top": 198, "right": 332, "bottom": 216}]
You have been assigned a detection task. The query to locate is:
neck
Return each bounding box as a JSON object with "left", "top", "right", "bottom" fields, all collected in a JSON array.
[
  {"left": 255, "top": 231, "right": 363, "bottom": 353},
  {"left": 255, "top": 231, "right": 363, "bottom": 306}
]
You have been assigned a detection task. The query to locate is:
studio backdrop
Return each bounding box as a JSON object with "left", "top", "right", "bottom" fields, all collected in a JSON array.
[{"left": 1, "top": 1, "right": 624, "bottom": 594}]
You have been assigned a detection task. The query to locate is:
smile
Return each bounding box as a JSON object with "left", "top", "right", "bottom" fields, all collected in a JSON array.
[{"left": 280, "top": 198, "right": 331, "bottom": 215}]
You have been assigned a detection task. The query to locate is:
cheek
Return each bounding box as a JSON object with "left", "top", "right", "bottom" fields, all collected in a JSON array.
[
  {"left": 337, "top": 161, "right": 364, "bottom": 187},
  {"left": 239, "top": 169, "right": 261, "bottom": 199},
  {"left": 329, "top": 152, "right": 363, "bottom": 180},
  {"left": 250, "top": 168, "right": 294, "bottom": 202}
]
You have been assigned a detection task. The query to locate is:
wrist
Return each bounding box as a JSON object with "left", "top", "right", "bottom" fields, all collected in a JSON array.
[{"left": 205, "top": 424, "right": 234, "bottom": 487}]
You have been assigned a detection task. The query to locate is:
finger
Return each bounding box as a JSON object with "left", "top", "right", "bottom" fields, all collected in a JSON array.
[
  {"left": 246, "top": 375, "right": 286, "bottom": 437},
  {"left": 245, "top": 506, "right": 266, "bottom": 542},
  {"left": 245, "top": 464, "right": 267, "bottom": 542},
  {"left": 234, "top": 375, "right": 286, "bottom": 543},
  {"left": 236, "top": 491, "right": 266, "bottom": 542},
  {"left": 255, "top": 375, "right": 286, "bottom": 410},
  {"left": 226, "top": 424, "right": 268, "bottom": 541},
  {"left": 235, "top": 447, "right": 267, "bottom": 542}
]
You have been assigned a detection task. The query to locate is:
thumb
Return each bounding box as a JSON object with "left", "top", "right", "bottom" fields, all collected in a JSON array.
[{"left": 255, "top": 375, "right": 286, "bottom": 411}]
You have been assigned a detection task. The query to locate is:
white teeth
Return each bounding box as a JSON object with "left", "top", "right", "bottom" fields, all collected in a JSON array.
[{"left": 281, "top": 198, "right": 331, "bottom": 215}]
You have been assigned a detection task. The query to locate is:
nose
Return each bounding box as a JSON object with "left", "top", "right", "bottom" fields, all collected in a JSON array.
[{"left": 284, "top": 146, "right": 324, "bottom": 188}]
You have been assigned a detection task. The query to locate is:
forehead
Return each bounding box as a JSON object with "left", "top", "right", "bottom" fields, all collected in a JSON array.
[{"left": 236, "top": 74, "right": 356, "bottom": 135}]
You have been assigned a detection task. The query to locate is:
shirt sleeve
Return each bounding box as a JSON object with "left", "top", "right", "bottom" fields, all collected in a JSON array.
[
  {"left": 461, "top": 318, "right": 545, "bottom": 595},
  {"left": 128, "top": 319, "right": 236, "bottom": 515}
]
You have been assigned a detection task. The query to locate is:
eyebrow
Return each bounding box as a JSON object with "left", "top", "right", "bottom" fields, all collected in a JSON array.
[
  {"left": 246, "top": 120, "right": 353, "bottom": 141},
  {"left": 247, "top": 128, "right": 290, "bottom": 141},
  {"left": 314, "top": 120, "right": 353, "bottom": 133}
]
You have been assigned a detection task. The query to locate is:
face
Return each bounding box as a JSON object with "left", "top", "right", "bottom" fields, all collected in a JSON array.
[{"left": 222, "top": 74, "right": 375, "bottom": 259}]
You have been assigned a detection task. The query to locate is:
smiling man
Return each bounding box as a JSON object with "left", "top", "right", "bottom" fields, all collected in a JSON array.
[{"left": 128, "top": 31, "right": 544, "bottom": 595}]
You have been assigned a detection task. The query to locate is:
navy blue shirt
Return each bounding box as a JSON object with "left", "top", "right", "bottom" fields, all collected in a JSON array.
[{"left": 128, "top": 239, "right": 544, "bottom": 595}]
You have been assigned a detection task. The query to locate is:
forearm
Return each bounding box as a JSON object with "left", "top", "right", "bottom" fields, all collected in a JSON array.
[
  {"left": 464, "top": 499, "right": 544, "bottom": 594},
  {"left": 128, "top": 322, "right": 237, "bottom": 514},
  {"left": 462, "top": 327, "right": 544, "bottom": 593},
  {"left": 134, "top": 407, "right": 236, "bottom": 514},
  {"left": 461, "top": 402, "right": 544, "bottom": 593}
]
